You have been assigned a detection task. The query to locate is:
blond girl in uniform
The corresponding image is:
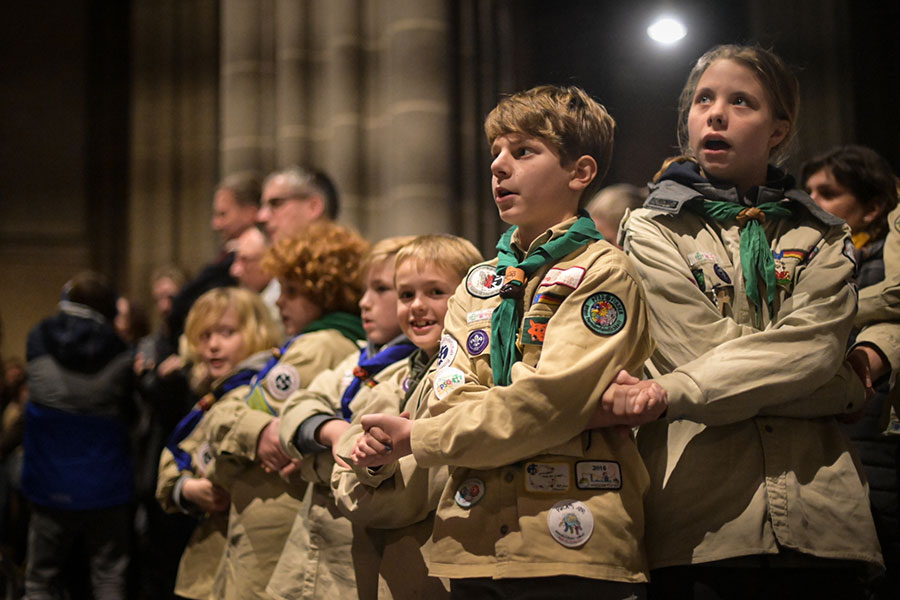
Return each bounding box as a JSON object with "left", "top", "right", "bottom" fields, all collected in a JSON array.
[
  {"left": 156, "top": 287, "right": 280, "bottom": 599},
  {"left": 615, "top": 45, "right": 883, "bottom": 598}
]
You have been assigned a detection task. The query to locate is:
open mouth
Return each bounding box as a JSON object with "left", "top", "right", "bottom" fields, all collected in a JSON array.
[
  {"left": 410, "top": 319, "right": 436, "bottom": 331},
  {"left": 704, "top": 139, "right": 731, "bottom": 151},
  {"left": 496, "top": 188, "right": 514, "bottom": 199}
]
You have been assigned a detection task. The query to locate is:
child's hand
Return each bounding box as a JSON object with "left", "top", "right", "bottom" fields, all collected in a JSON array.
[
  {"left": 257, "top": 418, "right": 292, "bottom": 473},
  {"left": 182, "top": 477, "right": 230, "bottom": 513},
  {"left": 588, "top": 369, "right": 668, "bottom": 429},
  {"left": 352, "top": 412, "right": 412, "bottom": 467}
]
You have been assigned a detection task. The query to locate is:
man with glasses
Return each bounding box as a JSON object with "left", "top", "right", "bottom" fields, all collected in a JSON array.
[{"left": 258, "top": 166, "right": 338, "bottom": 244}]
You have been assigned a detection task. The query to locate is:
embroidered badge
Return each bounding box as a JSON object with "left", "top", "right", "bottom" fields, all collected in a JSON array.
[
  {"left": 771, "top": 251, "right": 791, "bottom": 287},
  {"left": 781, "top": 249, "right": 807, "bottom": 262},
  {"left": 193, "top": 442, "right": 214, "bottom": 476},
  {"left": 466, "top": 265, "right": 503, "bottom": 298},
  {"left": 402, "top": 376, "right": 411, "bottom": 393},
  {"left": 532, "top": 292, "right": 564, "bottom": 307},
  {"left": 265, "top": 363, "right": 300, "bottom": 401},
  {"left": 525, "top": 462, "right": 571, "bottom": 492},
  {"left": 547, "top": 500, "right": 594, "bottom": 548},
  {"left": 521, "top": 316, "right": 549, "bottom": 345},
  {"left": 539, "top": 266, "right": 586, "bottom": 290},
  {"left": 691, "top": 268, "right": 706, "bottom": 291},
  {"left": 466, "top": 308, "right": 494, "bottom": 324},
  {"left": 433, "top": 366, "right": 466, "bottom": 400},
  {"left": 581, "top": 292, "right": 626, "bottom": 335},
  {"left": 575, "top": 461, "right": 622, "bottom": 490},
  {"left": 436, "top": 335, "right": 458, "bottom": 369},
  {"left": 713, "top": 264, "right": 732, "bottom": 284},
  {"left": 466, "top": 329, "right": 489, "bottom": 355},
  {"left": 454, "top": 478, "right": 485, "bottom": 508},
  {"left": 687, "top": 251, "right": 716, "bottom": 267}
]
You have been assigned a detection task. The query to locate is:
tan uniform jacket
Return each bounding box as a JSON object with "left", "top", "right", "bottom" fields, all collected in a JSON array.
[
  {"left": 622, "top": 178, "right": 882, "bottom": 569},
  {"left": 156, "top": 383, "right": 249, "bottom": 600},
  {"left": 203, "top": 329, "right": 359, "bottom": 600},
  {"left": 266, "top": 349, "right": 404, "bottom": 600},
  {"left": 408, "top": 216, "right": 656, "bottom": 582},
  {"left": 855, "top": 204, "right": 900, "bottom": 385},
  {"left": 332, "top": 353, "right": 450, "bottom": 599}
]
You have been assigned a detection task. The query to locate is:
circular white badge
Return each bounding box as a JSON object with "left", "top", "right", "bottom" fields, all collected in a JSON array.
[
  {"left": 432, "top": 366, "right": 466, "bottom": 400},
  {"left": 466, "top": 265, "right": 503, "bottom": 299},
  {"left": 454, "top": 478, "right": 485, "bottom": 508},
  {"left": 547, "top": 499, "right": 594, "bottom": 548},
  {"left": 436, "top": 335, "right": 458, "bottom": 369},
  {"left": 265, "top": 363, "right": 300, "bottom": 401}
]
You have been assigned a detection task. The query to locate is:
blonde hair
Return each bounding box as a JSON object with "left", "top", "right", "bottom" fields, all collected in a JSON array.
[
  {"left": 184, "top": 287, "right": 281, "bottom": 381},
  {"left": 485, "top": 85, "right": 616, "bottom": 203},
  {"left": 363, "top": 235, "right": 417, "bottom": 277},
  {"left": 263, "top": 221, "right": 370, "bottom": 314},
  {"left": 394, "top": 234, "right": 484, "bottom": 284},
  {"left": 677, "top": 45, "right": 799, "bottom": 165}
]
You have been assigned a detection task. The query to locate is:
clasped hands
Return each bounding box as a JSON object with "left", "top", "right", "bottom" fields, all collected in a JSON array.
[{"left": 350, "top": 370, "right": 667, "bottom": 468}]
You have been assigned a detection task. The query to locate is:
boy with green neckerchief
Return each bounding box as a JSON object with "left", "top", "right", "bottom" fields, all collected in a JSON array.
[{"left": 352, "top": 85, "right": 667, "bottom": 598}]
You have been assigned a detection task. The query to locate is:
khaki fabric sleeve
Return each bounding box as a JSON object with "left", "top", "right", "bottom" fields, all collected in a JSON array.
[
  {"left": 857, "top": 204, "right": 900, "bottom": 327},
  {"left": 332, "top": 371, "right": 447, "bottom": 529},
  {"left": 278, "top": 350, "right": 358, "bottom": 459},
  {"left": 624, "top": 211, "right": 862, "bottom": 425},
  {"left": 410, "top": 254, "right": 654, "bottom": 470},
  {"left": 156, "top": 446, "right": 187, "bottom": 514},
  {"left": 854, "top": 322, "right": 900, "bottom": 382}
]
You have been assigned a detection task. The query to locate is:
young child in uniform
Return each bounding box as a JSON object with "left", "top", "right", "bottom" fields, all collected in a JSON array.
[
  {"left": 332, "top": 234, "right": 484, "bottom": 600},
  {"left": 156, "top": 287, "right": 280, "bottom": 600},
  {"left": 202, "top": 221, "right": 369, "bottom": 600},
  {"left": 263, "top": 235, "right": 417, "bottom": 600},
  {"left": 353, "top": 85, "right": 666, "bottom": 599},
  {"left": 616, "top": 45, "right": 883, "bottom": 597}
]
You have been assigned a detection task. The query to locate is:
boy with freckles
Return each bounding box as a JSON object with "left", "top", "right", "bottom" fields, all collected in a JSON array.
[{"left": 353, "top": 85, "right": 667, "bottom": 599}]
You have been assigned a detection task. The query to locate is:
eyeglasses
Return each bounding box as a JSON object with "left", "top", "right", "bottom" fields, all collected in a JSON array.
[{"left": 261, "top": 194, "right": 310, "bottom": 211}]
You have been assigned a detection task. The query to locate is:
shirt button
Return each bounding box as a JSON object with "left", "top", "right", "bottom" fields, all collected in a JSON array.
[
  {"left": 504, "top": 472, "right": 514, "bottom": 483},
  {"left": 500, "top": 525, "right": 509, "bottom": 535}
]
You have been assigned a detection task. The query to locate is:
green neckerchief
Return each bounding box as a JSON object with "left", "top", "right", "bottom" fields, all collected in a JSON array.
[
  {"left": 302, "top": 311, "right": 366, "bottom": 343},
  {"left": 490, "top": 213, "right": 604, "bottom": 386},
  {"left": 688, "top": 199, "right": 793, "bottom": 325}
]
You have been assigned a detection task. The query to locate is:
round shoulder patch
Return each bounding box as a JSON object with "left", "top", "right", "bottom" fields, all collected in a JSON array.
[
  {"left": 466, "top": 329, "right": 489, "bottom": 355},
  {"left": 454, "top": 478, "right": 485, "bottom": 508},
  {"left": 436, "top": 334, "right": 458, "bottom": 369},
  {"left": 432, "top": 366, "right": 466, "bottom": 400},
  {"left": 264, "top": 363, "right": 301, "bottom": 401},
  {"left": 581, "top": 292, "right": 627, "bottom": 335},
  {"left": 466, "top": 264, "right": 504, "bottom": 298},
  {"left": 547, "top": 499, "right": 594, "bottom": 548}
]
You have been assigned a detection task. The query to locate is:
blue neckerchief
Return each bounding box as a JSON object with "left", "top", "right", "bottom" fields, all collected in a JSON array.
[
  {"left": 340, "top": 341, "right": 417, "bottom": 420},
  {"left": 165, "top": 367, "right": 257, "bottom": 472}
]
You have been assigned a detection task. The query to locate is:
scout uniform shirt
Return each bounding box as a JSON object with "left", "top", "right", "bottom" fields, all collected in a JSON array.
[
  {"left": 266, "top": 342, "right": 410, "bottom": 600},
  {"left": 156, "top": 353, "right": 267, "bottom": 600},
  {"left": 332, "top": 349, "right": 451, "bottom": 600},
  {"left": 621, "top": 162, "right": 882, "bottom": 569},
  {"left": 408, "top": 215, "right": 655, "bottom": 582},
  {"left": 203, "top": 326, "right": 361, "bottom": 600}
]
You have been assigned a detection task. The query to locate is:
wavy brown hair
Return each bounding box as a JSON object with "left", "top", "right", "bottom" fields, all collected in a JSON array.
[{"left": 263, "top": 221, "right": 370, "bottom": 314}]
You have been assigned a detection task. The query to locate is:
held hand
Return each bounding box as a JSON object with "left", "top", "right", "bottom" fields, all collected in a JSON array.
[
  {"left": 353, "top": 413, "right": 413, "bottom": 467},
  {"left": 588, "top": 369, "right": 668, "bottom": 429},
  {"left": 256, "top": 418, "right": 292, "bottom": 473},
  {"left": 847, "top": 347, "right": 878, "bottom": 401},
  {"left": 181, "top": 477, "right": 230, "bottom": 513},
  {"left": 157, "top": 354, "right": 185, "bottom": 378}
]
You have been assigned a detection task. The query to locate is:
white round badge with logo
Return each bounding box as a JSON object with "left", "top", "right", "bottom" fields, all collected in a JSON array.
[
  {"left": 265, "top": 363, "right": 301, "bottom": 401},
  {"left": 547, "top": 499, "right": 594, "bottom": 548},
  {"left": 436, "top": 335, "right": 458, "bottom": 369},
  {"left": 454, "top": 478, "right": 485, "bottom": 508}
]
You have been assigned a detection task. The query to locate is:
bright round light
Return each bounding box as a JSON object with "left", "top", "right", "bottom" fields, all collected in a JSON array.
[{"left": 647, "top": 17, "right": 687, "bottom": 45}]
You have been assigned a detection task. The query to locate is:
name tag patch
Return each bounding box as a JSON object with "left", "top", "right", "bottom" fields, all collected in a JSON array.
[
  {"left": 466, "top": 265, "right": 503, "bottom": 298},
  {"left": 433, "top": 367, "right": 466, "bottom": 400},
  {"left": 525, "top": 462, "right": 570, "bottom": 492},
  {"left": 575, "top": 461, "right": 622, "bottom": 490},
  {"left": 581, "top": 292, "right": 626, "bottom": 335},
  {"left": 547, "top": 500, "right": 594, "bottom": 548},
  {"left": 540, "top": 266, "right": 585, "bottom": 289},
  {"left": 521, "top": 316, "right": 548, "bottom": 345},
  {"left": 467, "top": 308, "right": 494, "bottom": 324}
]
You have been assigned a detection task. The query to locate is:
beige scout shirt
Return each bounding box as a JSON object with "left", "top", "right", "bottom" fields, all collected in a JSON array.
[
  {"left": 156, "top": 383, "right": 249, "bottom": 600},
  {"left": 203, "top": 329, "right": 359, "bottom": 600},
  {"left": 407, "top": 216, "right": 656, "bottom": 582},
  {"left": 332, "top": 352, "right": 450, "bottom": 600},
  {"left": 266, "top": 349, "right": 404, "bottom": 600},
  {"left": 855, "top": 204, "right": 900, "bottom": 385},
  {"left": 622, "top": 181, "right": 882, "bottom": 570}
]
